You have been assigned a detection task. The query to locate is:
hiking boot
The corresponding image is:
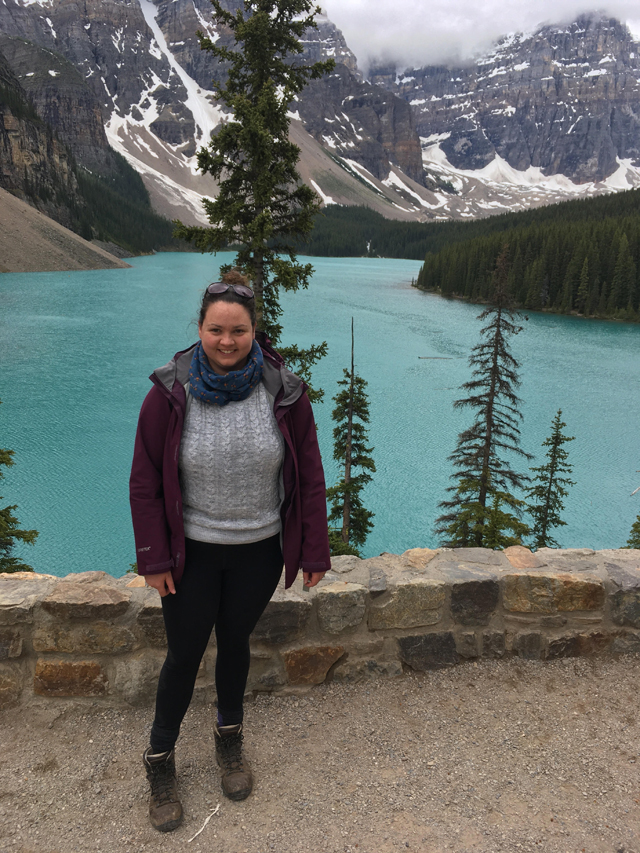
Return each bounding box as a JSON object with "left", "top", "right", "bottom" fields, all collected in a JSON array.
[
  {"left": 214, "top": 723, "right": 253, "bottom": 801},
  {"left": 143, "top": 747, "right": 183, "bottom": 832}
]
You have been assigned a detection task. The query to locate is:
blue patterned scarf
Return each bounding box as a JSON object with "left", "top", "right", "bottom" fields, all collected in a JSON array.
[{"left": 188, "top": 339, "right": 264, "bottom": 406}]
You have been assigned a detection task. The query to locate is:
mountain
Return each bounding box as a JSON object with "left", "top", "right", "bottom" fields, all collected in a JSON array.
[
  {"left": 4, "top": 4, "right": 640, "bottom": 230},
  {"left": 0, "top": 43, "right": 81, "bottom": 228},
  {"left": 369, "top": 14, "right": 640, "bottom": 216},
  {"left": 0, "top": 0, "right": 446, "bottom": 225}
]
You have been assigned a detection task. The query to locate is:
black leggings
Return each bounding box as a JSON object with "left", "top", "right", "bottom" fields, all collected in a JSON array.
[{"left": 150, "top": 534, "right": 283, "bottom": 753}]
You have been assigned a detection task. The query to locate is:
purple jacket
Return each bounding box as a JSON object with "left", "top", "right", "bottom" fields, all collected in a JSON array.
[{"left": 129, "top": 339, "right": 331, "bottom": 589}]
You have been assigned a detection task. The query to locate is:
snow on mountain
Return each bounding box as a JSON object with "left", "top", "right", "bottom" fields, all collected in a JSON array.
[{"left": 3, "top": 3, "right": 640, "bottom": 226}]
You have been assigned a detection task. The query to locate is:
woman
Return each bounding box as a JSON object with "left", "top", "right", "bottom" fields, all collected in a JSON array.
[{"left": 130, "top": 269, "right": 330, "bottom": 832}]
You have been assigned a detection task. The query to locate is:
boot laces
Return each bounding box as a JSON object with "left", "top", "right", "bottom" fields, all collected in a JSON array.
[
  {"left": 147, "top": 757, "right": 176, "bottom": 806},
  {"left": 218, "top": 730, "right": 245, "bottom": 773}
]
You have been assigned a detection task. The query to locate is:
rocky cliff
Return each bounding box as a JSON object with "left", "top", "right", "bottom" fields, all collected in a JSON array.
[
  {"left": 0, "top": 34, "right": 114, "bottom": 174},
  {"left": 0, "top": 0, "right": 432, "bottom": 223},
  {"left": 370, "top": 14, "right": 640, "bottom": 184},
  {"left": 5, "top": 3, "right": 640, "bottom": 225},
  {"left": 0, "top": 47, "right": 79, "bottom": 228}
]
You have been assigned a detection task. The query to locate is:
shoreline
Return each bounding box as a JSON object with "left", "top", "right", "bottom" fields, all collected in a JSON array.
[{"left": 0, "top": 187, "right": 130, "bottom": 273}]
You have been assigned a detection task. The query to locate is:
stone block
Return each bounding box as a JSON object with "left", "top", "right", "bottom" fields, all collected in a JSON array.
[
  {"left": 0, "top": 663, "right": 24, "bottom": 709},
  {"left": 60, "top": 571, "right": 113, "bottom": 583},
  {"left": 250, "top": 668, "right": 287, "bottom": 691},
  {"left": 540, "top": 615, "right": 568, "bottom": 628},
  {"left": 34, "top": 659, "right": 108, "bottom": 697},
  {"left": 398, "top": 632, "right": 459, "bottom": 670},
  {"left": 125, "top": 575, "right": 146, "bottom": 588},
  {"left": 611, "top": 590, "right": 640, "bottom": 628},
  {"left": 32, "top": 622, "right": 137, "bottom": 654},
  {"left": 546, "top": 632, "right": 611, "bottom": 659},
  {"left": 0, "top": 575, "right": 56, "bottom": 623},
  {"left": 611, "top": 631, "right": 640, "bottom": 655},
  {"left": 482, "top": 631, "right": 506, "bottom": 658},
  {"left": 331, "top": 657, "right": 403, "bottom": 683},
  {"left": 368, "top": 566, "right": 387, "bottom": 596},
  {"left": 42, "top": 581, "right": 130, "bottom": 620},
  {"left": 253, "top": 597, "right": 312, "bottom": 644},
  {"left": 502, "top": 573, "right": 605, "bottom": 613},
  {"left": 456, "top": 632, "right": 479, "bottom": 658},
  {"left": 111, "top": 652, "right": 165, "bottom": 705},
  {"left": 503, "top": 546, "right": 546, "bottom": 569},
  {"left": 330, "top": 555, "right": 362, "bottom": 574},
  {"left": 0, "top": 628, "right": 23, "bottom": 660},
  {"left": 247, "top": 655, "right": 286, "bottom": 691},
  {"left": 401, "top": 548, "right": 438, "bottom": 570},
  {"left": 450, "top": 578, "right": 499, "bottom": 626},
  {"left": 536, "top": 549, "right": 599, "bottom": 573},
  {"left": 362, "top": 553, "right": 404, "bottom": 575},
  {"left": 368, "top": 578, "right": 445, "bottom": 630},
  {"left": 283, "top": 646, "right": 345, "bottom": 685},
  {"left": 450, "top": 548, "right": 510, "bottom": 567},
  {"left": 137, "top": 598, "right": 167, "bottom": 647},
  {"left": 316, "top": 582, "right": 367, "bottom": 634},
  {"left": 604, "top": 561, "right": 640, "bottom": 590},
  {"left": 536, "top": 548, "right": 595, "bottom": 559},
  {"left": 512, "top": 632, "right": 543, "bottom": 660}
]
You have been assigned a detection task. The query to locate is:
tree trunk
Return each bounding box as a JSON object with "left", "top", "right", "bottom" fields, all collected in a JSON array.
[
  {"left": 252, "top": 240, "right": 264, "bottom": 330},
  {"left": 476, "top": 306, "right": 501, "bottom": 544},
  {"left": 342, "top": 318, "right": 355, "bottom": 543}
]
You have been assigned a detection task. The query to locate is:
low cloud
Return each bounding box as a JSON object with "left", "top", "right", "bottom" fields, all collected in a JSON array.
[{"left": 321, "top": 1, "right": 640, "bottom": 71}]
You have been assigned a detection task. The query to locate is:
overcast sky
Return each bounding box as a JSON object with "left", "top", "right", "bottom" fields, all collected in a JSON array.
[{"left": 321, "top": 1, "right": 640, "bottom": 71}]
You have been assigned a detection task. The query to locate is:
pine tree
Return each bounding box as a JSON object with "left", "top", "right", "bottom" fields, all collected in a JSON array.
[
  {"left": 326, "top": 320, "right": 375, "bottom": 557},
  {"left": 173, "top": 0, "right": 335, "bottom": 400},
  {"left": 435, "top": 246, "right": 532, "bottom": 547},
  {"left": 526, "top": 409, "right": 575, "bottom": 549},
  {"left": 1, "top": 401, "right": 38, "bottom": 573},
  {"left": 625, "top": 514, "right": 640, "bottom": 549},
  {"left": 575, "top": 256, "right": 589, "bottom": 314},
  {"left": 608, "top": 233, "right": 635, "bottom": 316}
]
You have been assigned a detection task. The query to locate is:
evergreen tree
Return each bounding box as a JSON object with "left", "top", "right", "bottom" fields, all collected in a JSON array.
[
  {"left": 526, "top": 409, "right": 575, "bottom": 549},
  {"left": 608, "top": 233, "right": 636, "bottom": 316},
  {"left": 1, "top": 402, "right": 38, "bottom": 573},
  {"left": 484, "top": 488, "right": 531, "bottom": 549},
  {"left": 575, "top": 256, "right": 590, "bottom": 314},
  {"left": 326, "top": 320, "right": 375, "bottom": 556},
  {"left": 625, "top": 514, "right": 640, "bottom": 549},
  {"left": 174, "top": 0, "right": 334, "bottom": 401},
  {"left": 435, "top": 246, "right": 532, "bottom": 547}
]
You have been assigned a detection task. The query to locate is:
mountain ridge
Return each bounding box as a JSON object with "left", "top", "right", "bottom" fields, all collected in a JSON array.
[{"left": 4, "top": 4, "right": 640, "bottom": 230}]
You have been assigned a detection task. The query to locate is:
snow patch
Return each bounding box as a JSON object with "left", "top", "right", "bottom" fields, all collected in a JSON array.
[
  {"left": 138, "top": 0, "right": 227, "bottom": 149},
  {"left": 420, "top": 132, "right": 451, "bottom": 145},
  {"left": 47, "top": 69, "right": 59, "bottom": 77},
  {"left": 309, "top": 179, "right": 335, "bottom": 205}
]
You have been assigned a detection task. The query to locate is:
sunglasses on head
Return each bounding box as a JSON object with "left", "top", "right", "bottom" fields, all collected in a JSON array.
[{"left": 207, "top": 281, "right": 254, "bottom": 299}]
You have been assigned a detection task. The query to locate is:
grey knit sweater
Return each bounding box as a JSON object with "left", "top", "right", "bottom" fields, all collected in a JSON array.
[{"left": 179, "top": 381, "right": 285, "bottom": 544}]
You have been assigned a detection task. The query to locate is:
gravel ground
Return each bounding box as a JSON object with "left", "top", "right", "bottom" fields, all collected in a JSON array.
[{"left": 1, "top": 656, "right": 639, "bottom": 853}]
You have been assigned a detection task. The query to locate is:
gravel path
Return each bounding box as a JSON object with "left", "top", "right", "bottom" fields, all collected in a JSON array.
[{"left": 1, "top": 656, "right": 639, "bottom": 853}]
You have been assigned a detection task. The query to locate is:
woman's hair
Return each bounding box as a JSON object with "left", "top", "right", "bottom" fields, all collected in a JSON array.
[{"left": 198, "top": 268, "right": 257, "bottom": 326}]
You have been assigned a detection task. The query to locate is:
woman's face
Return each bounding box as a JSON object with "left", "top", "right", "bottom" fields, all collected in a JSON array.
[{"left": 198, "top": 301, "right": 256, "bottom": 375}]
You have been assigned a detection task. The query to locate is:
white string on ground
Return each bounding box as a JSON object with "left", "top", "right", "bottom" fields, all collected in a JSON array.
[{"left": 187, "top": 804, "right": 220, "bottom": 842}]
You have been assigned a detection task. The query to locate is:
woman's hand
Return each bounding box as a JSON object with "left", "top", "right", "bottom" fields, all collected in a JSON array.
[
  {"left": 144, "top": 571, "right": 176, "bottom": 597},
  {"left": 303, "top": 571, "right": 325, "bottom": 588}
]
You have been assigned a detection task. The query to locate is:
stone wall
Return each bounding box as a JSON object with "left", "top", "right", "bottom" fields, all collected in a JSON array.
[{"left": 2, "top": 546, "right": 640, "bottom": 710}]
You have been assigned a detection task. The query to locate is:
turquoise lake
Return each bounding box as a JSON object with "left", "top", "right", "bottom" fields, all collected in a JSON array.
[{"left": 1, "top": 252, "right": 639, "bottom": 577}]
